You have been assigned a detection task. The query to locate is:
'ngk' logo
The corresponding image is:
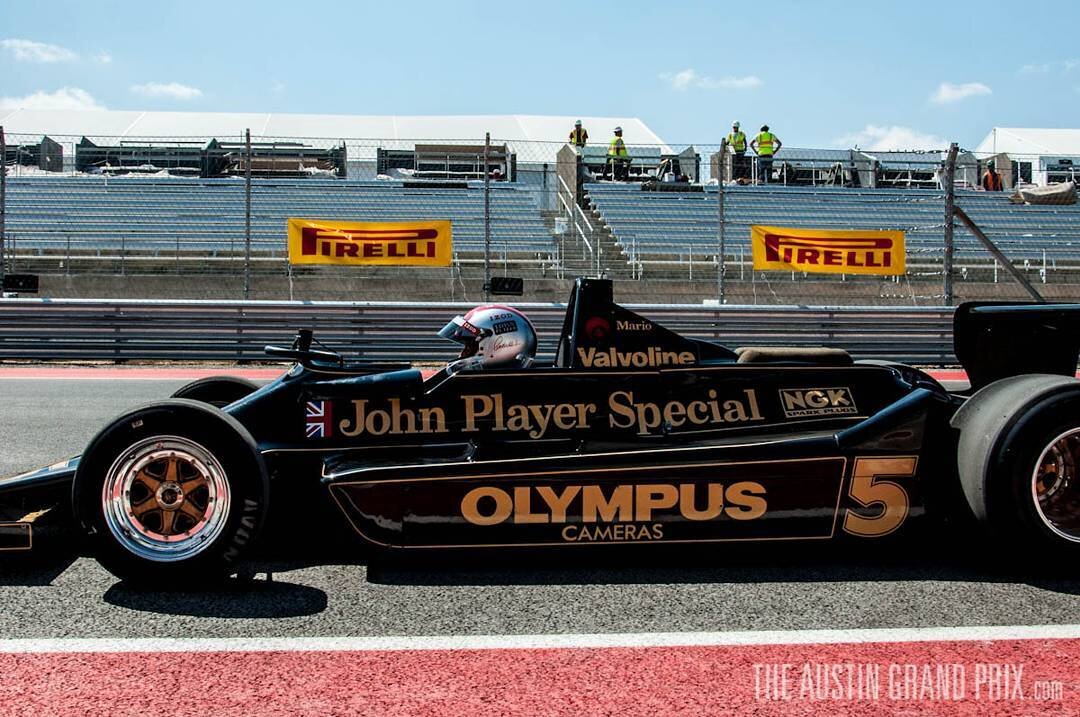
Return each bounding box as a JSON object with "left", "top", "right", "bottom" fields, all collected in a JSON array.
[
  {"left": 763, "top": 234, "right": 895, "bottom": 269},
  {"left": 301, "top": 226, "right": 439, "bottom": 259},
  {"left": 779, "top": 388, "right": 858, "bottom": 418}
]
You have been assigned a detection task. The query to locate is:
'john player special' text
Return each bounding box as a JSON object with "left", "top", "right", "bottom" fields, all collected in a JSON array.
[{"left": 335, "top": 389, "right": 764, "bottom": 439}]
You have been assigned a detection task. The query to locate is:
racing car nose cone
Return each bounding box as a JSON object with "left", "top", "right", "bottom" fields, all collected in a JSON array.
[{"left": 156, "top": 482, "right": 184, "bottom": 509}]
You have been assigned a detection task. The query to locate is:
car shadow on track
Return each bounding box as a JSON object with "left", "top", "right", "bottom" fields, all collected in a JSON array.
[
  {"left": 101, "top": 576, "right": 329, "bottom": 619},
  {"left": 365, "top": 537, "right": 1080, "bottom": 597},
  {"left": 0, "top": 550, "right": 80, "bottom": 587},
  {"left": 7, "top": 529, "right": 1080, "bottom": 606}
]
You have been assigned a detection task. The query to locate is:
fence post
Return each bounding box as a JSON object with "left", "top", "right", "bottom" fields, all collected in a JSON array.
[
  {"left": 943, "top": 142, "right": 958, "bottom": 305},
  {"left": 0, "top": 125, "right": 5, "bottom": 292},
  {"left": 716, "top": 180, "right": 726, "bottom": 303},
  {"left": 483, "top": 132, "right": 491, "bottom": 301},
  {"left": 244, "top": 128, "right": 252, "bottom": 300}
]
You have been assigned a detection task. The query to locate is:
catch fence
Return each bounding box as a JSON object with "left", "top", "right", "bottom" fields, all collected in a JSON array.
[{"left": 2, "top": 128, "right": 1080, "bottom": 305}]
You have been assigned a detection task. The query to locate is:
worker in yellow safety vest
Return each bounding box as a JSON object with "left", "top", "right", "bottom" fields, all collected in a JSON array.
[
  {"left": 608, "top": 126, "right": 630, "bottom": 180},
  {"left": 750, "top": 125, "right": 782, "bottom": 184},
  {"left": 727, "top": 121, "right": 748, "bottom": 181},
  {"left": 569, "top": 120, "right": 589, "bottom": 148}
]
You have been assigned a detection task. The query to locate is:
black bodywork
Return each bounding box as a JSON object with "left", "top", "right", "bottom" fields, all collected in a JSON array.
[{"left": 3, "top": 279, "right": 1079, "bottom": 554}]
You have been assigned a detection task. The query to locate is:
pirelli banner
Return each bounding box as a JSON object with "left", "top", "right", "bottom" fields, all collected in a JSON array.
[
  {"left": 287, "top": 219, "right": 452, "bottom": 266},
  {"left": 751, "top": 225, "right": 905, "bottom": 276}
]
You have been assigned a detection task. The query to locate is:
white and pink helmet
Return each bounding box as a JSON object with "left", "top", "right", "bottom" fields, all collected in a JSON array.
[{"left": 439, "top": 304, "right": 537, "bottom": 369}]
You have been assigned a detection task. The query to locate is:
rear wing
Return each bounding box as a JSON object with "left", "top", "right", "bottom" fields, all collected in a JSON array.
[
  {"left": 954, "top": 302, "right": 1080, "bottom": 391},
  {"left": 555, "top": 278, "right": 736, "bottom": 368}
]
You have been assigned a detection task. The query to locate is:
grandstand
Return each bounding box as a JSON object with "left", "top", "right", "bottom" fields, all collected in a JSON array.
[
  {"left": 4, "top": 109, "right": 1080, "bottom": 304},
  {"left": 585, "top": 183, "right": 1080, "bottom": 270},
  {"left": 4, "top": 176, "right": 556, "bottom": 265}
]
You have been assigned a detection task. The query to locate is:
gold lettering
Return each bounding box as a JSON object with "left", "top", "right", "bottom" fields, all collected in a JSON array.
[
  {"left": 418, "top": 406, "right": 446, "bottom": 433},
  {"left": 505, "top": 404, "right": 529, "bottom": 433},
  {"left": 663, "top": 401, "right": 687, "bottom": 427},
  {"left": 722, "top": 399, "right": 749, "bottom": 423},
  {"left": 745, "top": 389, "right": 764, "bottom": 421},
  {"left": 582, "top": 485, "right": 632, "bottom": 522},
  {"left": 724, "top": 481, "right": 767, "bottom": 520},
  {"left": 512, "top": 486, "right": 548, "bottom": 524},
  {"left": 537, "top": 485, "right": 581, "bottom": 523},
  {"left": 526, "top": 404, "right": 555, "bottom": 439},
  {"left": 461, "top": 394, "right": 494, "bottom": 432},
  {"left": 608, "top": 392, "right": 637, "bottom": 429},
  {"left": 461, "top": 487, "right": 512, "bottom": 526},
  {"left": 367, "top": 408, "right": 391, "bottom": 435},
  {"left": 577, "top": 347, "right": 598, "bottom": 367},
  {"left": 635, "top": 484, "right": 679, "bottom": 521},
  {"left": 679, "top": 483, "right": 724, "bottom": 520},
  {"left": 339, "top": 399, "right": 366, "bottom": 437},
  {"left": 552, "top": 403, "right": 578, "bottom": 430},
  {"left": 388, "top": 398, "right": 414, "bottom": 434}
]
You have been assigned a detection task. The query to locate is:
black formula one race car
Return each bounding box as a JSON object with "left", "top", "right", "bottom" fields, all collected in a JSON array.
[{"left": 4, "top": 278, "right": 1080, "bottom": 584}]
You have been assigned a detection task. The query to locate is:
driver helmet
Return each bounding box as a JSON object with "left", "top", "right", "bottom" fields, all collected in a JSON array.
[{"left": 439, "top": 304, "right": 537, "bottom": 370}]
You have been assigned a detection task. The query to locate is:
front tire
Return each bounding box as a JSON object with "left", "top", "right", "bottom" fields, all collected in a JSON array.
[
  {"left": 171, "top": 376, "right": 260, "bottom": 408},
  {"left": 74, "top": 400, "right": 268, "bottom": 585}
]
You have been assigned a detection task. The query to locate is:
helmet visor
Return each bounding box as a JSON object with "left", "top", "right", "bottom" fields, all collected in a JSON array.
[{"left": 438, "top": 315, "right": 489, "bottom": 344}]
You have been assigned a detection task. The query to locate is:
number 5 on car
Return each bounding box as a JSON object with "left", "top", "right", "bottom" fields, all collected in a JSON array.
[{"left": 843, "top": 457, "right": 917, "bottom": 537}]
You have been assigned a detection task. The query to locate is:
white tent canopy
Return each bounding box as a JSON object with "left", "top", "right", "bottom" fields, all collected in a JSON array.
[
  {"left": 0, "top": 109, "right": 669, "bottom": 161},
  {"left": 975, "top": 127, "right": 1080, "bottom": 157}
]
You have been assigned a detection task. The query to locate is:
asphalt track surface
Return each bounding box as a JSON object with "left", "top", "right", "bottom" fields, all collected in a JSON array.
[{"left": 3, "top": 367, "right": 1080, "bottom": 715}]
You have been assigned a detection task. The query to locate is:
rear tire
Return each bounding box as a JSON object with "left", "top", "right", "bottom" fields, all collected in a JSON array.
[
  {"left": 991, "top": 393, "right": 1080, "bottom": 552},
  {"left": 955, "top": 377, "right": 1080, "bottom": 562},
  {"left": 73, "top": 400, "right": 268, "bottom": 586}
]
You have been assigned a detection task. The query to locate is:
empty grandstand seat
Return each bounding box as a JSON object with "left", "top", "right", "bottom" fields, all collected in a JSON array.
[
  {"left": 583, "top": 182, "right": 1080, "bottom": 265},
  {"left": 579, "top": 145, "right": 663, "bottom": 181},
  {"left": 412, "top": 144, "right": 516, "bottom": 181},
  {"left": 5, "top": 177, "right": 556, "bottom": 256}
]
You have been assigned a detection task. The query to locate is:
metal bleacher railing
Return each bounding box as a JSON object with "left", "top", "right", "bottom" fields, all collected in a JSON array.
[{"left": 3, "top": 130, "right": 1080, "bottom": 306}]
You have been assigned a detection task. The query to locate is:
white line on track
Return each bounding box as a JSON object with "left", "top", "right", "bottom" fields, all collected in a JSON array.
[{"left": 3, "top": 624, "right": 1080, "bottom": 654}]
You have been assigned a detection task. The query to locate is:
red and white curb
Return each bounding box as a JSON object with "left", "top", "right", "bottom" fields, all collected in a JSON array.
[{"left": 1, "top": 625, "right": 1079, "bottom": 716}]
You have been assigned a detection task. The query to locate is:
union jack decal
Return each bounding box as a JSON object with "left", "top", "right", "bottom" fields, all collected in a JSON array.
[{"left": 305, "top": 400, "right": 332, "bottom": 439}]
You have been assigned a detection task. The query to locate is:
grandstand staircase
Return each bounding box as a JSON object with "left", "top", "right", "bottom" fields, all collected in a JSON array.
[{"left": 551, "top": 199, "right": 634, "bottom": 280}]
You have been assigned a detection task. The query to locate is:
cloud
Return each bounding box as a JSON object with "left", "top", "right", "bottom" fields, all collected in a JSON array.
[
  {"left": 0, "top": 38, "right": 77, "bottom": 63},
  {"left": 0, "top": 87, "right": 105, "bottom": 111},
  {"left": 833, "top": 125, "right": 948, "bottom": 151},
  {"left": 931, "top": 81, "right": 992, "bottom": 104},
  {"left": 660, "top": 68, "right": 761, "bottom": 91},
  {"left": 1018, "top": 63, "right": 1051, "bottom": 75},
  {"left": 270, "top": 80, "right": 286, "bottom": 94},
  {"left": 93, "top": 51, "right": 112, "bottom": 65},
  {"left": 1018, "top": 59, "right": 1079, "bottom": 74},
  {"left": 130, "top": 81, "right": 203, "bottom": 100}
]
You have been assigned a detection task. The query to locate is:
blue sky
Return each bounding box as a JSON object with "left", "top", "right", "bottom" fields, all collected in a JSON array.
[{"left": 0, "top": 0, "right": 1074, "bottom": 150}]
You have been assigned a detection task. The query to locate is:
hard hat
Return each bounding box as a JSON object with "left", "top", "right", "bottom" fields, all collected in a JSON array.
[
  {"left": 575, "top": 119, "right": 582, "bottom": 127},
  {"left": 987, "top": 159, "right": 995, "bottom": 169},
  {"left": 732, "top": 121, "right": 740, "bottom": 128},
  {"left": 614, "top": 126, "right": 623, "bottom": 133},
  {"left": 761, "top": 125, "right": 769, "bottom": 131}
]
